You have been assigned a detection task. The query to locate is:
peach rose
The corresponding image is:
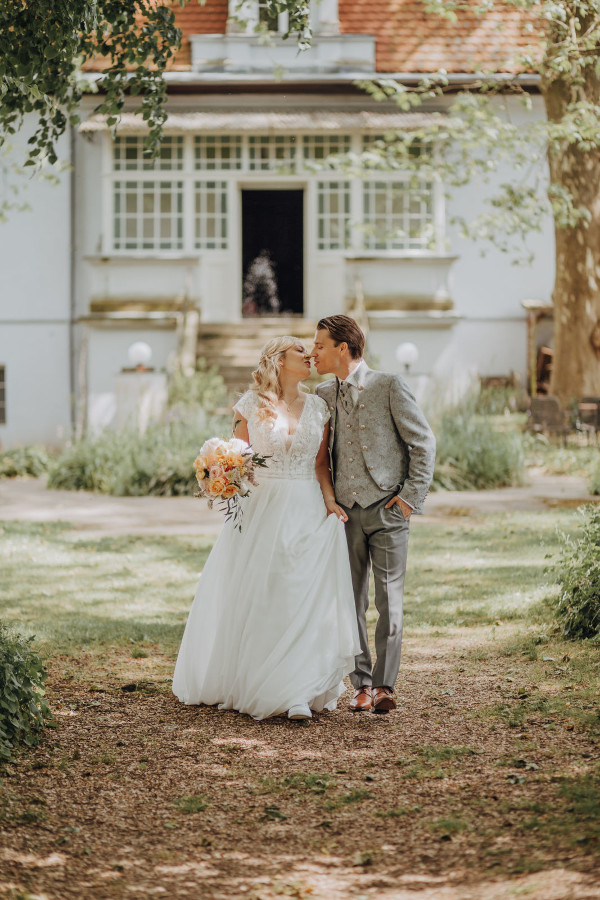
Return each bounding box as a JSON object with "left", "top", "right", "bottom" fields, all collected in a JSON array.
[
  {"left": 194, "top": 456, "right": 208, "bottom": 478},
  {"left": 200, "top": 438, "right": 228, "bottom": 466},
  {"left": 224, "top": 452, "right": 244, "bottom": 470},
  {"left": 221, "top": 481, "right": 239, "bottom": 498},
  {"left": 206, "top": 476, "right": 228, "bottom": 496}
]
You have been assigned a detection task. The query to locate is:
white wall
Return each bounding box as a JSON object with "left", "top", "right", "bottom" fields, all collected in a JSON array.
[
  {"left": 86, "top": 326, "right": 178, "bottom": 433},
  {"left": 0, "top": 126, "right": 71, "bottom": 448},
  {"left": 442, "top": 94, "right": 555, "bottom": 381}
]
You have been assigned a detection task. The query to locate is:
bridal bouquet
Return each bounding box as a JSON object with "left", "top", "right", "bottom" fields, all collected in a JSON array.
[{"left": 194, "top": 437, "right": 268, "bottom": 529}]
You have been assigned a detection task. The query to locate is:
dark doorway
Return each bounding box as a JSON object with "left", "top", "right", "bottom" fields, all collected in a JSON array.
[{"left": 242, "top": 190, "right": 304, "bottom": 316}]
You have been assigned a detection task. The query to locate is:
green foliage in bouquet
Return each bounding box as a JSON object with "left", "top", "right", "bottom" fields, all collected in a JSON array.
[
  {"left": 48, "top": 419, "right": 228, "bottom": 496},
  {"left": 432, "top": 399, "right": 524, "bottom": 491},
  {"left": 0, "top": 445, "right": 51, "bottom": 479},
  {"left": 0, "top": 624, "right": 52, "bottom": 760},
  {"left": 553, "top": 504, "right": 600, "bottom": 640}
]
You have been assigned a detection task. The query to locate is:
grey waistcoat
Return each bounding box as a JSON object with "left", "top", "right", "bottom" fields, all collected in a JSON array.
[
  {"left": 316, "top": 364, "right": 436, "bottom": 515},
  {"left": 333, "top": 396, "right": 387, "bottom": 508}
]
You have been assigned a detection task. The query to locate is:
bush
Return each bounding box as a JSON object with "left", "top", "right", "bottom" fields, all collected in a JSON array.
[
  {"left": 590, "top": 458, "right": 600, "bottom": 496},
  {"left": 0, "top": 624, "right": 52, "bottom": 760},
  {"left": 168, "top": 359, "right": 229, "bottom": 414},
  {"left": 432, "top": 401, "right": 524, "bottom": 491},
  {"left": 0, "top": 445, "right": 50, "bottom": 479},
  {"left": 553, "top": 504, "right": 600, "bottom": 639},
  {"left": 47, "top": 419, "right": 229, "bottom": 496}
]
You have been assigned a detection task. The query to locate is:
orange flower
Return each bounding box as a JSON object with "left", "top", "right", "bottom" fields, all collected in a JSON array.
[
  {"left": 206, "top": 476, "right": 228, "bottom": 496},
  {"left": 224, "top": 452, "right": 244, "bottom": 470},
  {"left": 221, "top": 481, "right": 239, "bottom": 498}
]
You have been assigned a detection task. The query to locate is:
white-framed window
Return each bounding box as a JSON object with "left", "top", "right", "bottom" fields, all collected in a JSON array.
[
  {"left": 194, "top": 135, "right": 242, "bottom": 170},
  {"left": 257, "top": 0, "right": 289, "bottom": 32},
  {"left": 107, "top": 132, "right": 443, "bottom": 255},
  {"left": 248, "top": 135, "right": 297, "bottom": 172},
  {"left": 0, "top": 365, "right": 5, "bottom": 425},
  {"left": 113, "top": 136, "right": 184, "bottom": 171},
  {"left": 362, "top": 179, "right": 435, "bottom": 251},
  {"left": 194, "top": 181, "right": 228, "bottom": 250},
  {"left": 113, "top": 180, "right": 184, "bottom": 251},
  {"left": 317, "top": 180, "right": 351, "bottom": 250},
  {"left": 303, "top": 135, "right": 351, "bottom": 165}
]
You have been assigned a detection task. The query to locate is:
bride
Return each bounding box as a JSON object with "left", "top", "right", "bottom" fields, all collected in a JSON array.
[{"left": 172, "top": 336, "right": 360, "bottom": 721}]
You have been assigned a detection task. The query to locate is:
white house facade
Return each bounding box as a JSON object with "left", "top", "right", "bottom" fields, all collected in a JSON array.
[{"left": 0, "top": 0, "right": 554, "bottom": 447}]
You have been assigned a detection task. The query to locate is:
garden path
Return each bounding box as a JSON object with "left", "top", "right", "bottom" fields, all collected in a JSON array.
[
  {"left": 1, "top": 476, "right": 600, "bottom": 899},
  {"left": 0, "top": 470, "right": 597, "bottom": 537}
]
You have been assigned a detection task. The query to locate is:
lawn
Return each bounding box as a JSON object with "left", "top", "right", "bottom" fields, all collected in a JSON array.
[{"left": 0, "top": 509, "right": 599, "bottom": 900}]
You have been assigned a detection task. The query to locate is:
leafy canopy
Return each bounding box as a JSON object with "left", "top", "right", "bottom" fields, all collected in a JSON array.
[{"left": 0, "top": 0, "right": 310, "bottom": 166}]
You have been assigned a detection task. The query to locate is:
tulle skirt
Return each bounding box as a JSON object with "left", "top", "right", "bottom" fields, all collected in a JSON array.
[{"left": 172, "top": 473, "right": 360, "bottom": 720}]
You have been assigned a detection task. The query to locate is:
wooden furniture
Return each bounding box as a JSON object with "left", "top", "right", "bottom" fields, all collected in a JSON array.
[
  {"left": 527, "top": 395, "right": 570, "bottom": 444},
  {"left": 577, "top": 397, "right": 600, "bottom": 443}
]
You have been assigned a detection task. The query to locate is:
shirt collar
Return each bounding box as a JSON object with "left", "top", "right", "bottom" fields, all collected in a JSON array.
[{"left": 343, "top": 359, "right": 366, "bottom": 388}]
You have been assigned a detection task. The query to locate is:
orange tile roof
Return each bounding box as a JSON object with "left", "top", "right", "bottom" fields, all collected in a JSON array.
[
  {"left": 104, "top": 0, "right": 541, "bottom": 75},
  {"left": 171, "top": 0, "right": 229, "bottom": 68},
  {"left": 338, "top": 0, "right": 541, "bottom": 73}
]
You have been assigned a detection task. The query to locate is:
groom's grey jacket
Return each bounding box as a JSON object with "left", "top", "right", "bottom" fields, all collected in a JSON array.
[{"left": 316, "top": 365, "right": 436, "bottom": 514}]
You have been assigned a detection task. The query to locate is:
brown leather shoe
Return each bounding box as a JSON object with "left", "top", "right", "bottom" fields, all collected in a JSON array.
[
  {"left": 349, "top": 686, "right": 372, "bottom": 712},
  {"left": 372, "top": 686, "right": 397, "bottom": 714}
]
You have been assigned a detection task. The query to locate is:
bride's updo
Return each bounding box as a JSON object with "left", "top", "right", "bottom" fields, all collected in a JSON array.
[{"left": 249, "top": 335, "right": 306, "bottom": 424}]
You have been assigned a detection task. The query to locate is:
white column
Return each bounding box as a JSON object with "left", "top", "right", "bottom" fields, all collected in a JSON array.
[
  {"left": 227, "top": 0, "right": 258, "bottom": 34},
  {"left": 312, "top": 0, "right": 339, "bottom": 34}
]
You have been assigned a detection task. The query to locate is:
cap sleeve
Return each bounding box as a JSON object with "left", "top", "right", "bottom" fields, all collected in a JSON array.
[
  {"left": 313, "top": 393, "right": 331, "bottom": 426},
  {"left": 232, "top": 391, "right": 256, "bottom": 421}
]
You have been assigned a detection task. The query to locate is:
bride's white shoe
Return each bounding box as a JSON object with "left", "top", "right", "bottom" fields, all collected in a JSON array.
[{"left": 287, "top": 703, "right": 312, "bottom": 720}]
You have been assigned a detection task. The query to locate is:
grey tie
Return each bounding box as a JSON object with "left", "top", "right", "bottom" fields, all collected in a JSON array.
[{"left": 339, "top": 381, "right": 353, "bottom": 414}]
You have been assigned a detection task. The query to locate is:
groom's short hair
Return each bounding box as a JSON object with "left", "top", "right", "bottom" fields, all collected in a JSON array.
[{"left": 317, "top": 315, "right": 365, "bottom": 360}]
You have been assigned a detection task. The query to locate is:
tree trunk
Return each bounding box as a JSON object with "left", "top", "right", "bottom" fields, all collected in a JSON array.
[{"left": 542, "top": 70, "right": 600, "bottom": 404}]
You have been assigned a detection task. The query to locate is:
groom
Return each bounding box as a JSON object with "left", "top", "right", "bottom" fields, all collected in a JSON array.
[{"left": 312, "top": 315, "right": 435, "bottom": 714}]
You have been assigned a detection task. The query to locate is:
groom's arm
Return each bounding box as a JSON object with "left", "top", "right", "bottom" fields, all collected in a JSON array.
[{"left": 389, "top": 376, "right": 436, "bottom": 513}]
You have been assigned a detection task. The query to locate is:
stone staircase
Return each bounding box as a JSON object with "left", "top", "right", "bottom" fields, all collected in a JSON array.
[{"left": 196, "top": 317, "right": 319, "bottom": 398}]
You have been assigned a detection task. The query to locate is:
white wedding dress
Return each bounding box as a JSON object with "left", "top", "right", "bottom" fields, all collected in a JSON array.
[{"left": 172, "top": 391, "right": 360, "bottom": 720}]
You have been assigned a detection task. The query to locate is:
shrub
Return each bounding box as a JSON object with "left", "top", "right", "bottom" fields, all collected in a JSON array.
[
  {"left": 0, "top": 445, "right": 50, "bottom": 479},
  {"left": 47, "top": 418, "right": 229, "bottom": 496},
  {"left": 553, "top": 504, "right": 600, "bottom": 639},
  {"left": 168, "top": 359, "right": 229, "bottom": 415},
  {"left": 432, "top": 401, "right": 524, "bottom": 491},
  {"left": 0, "top": 624, "right": 52, "bottom": 760},
  {"left": 590, "top": 458, "right": 600, "bottom": 496}
]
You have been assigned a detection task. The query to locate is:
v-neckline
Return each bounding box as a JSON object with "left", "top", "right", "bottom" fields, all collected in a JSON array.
[{"left": 280, "top": 395, "right": 309, "bottom": 455}]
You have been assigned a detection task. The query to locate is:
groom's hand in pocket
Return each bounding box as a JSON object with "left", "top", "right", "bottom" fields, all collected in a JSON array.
[{"left": 385, "top": 496, "right": 413, "bottom": 520}]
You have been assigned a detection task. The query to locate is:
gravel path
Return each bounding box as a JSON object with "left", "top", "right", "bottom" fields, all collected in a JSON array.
[{"left": 0, "top": 471, "right": 597, "bottom": 537}]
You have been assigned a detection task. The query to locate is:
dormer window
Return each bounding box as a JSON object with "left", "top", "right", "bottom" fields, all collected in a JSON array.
[{"left": 258, "top": 0, "right": 287, "bottom": 33}]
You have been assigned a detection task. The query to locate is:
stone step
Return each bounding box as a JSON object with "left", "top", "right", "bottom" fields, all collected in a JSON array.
[{"left": 196, "top": 318, "right": 319, "bottom": 398}]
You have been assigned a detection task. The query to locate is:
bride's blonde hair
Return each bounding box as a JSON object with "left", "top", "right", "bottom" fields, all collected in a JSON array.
[{"left": 249, "top": 335, "right": 308, "bottom": 423}]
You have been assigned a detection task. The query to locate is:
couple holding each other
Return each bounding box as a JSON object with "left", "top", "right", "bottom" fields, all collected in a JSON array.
[{"left": 172, "top": 315, "right": 436, "bottom": 721}]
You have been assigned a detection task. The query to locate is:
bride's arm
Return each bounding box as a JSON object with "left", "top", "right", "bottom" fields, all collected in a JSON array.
[
  {"left": 233, "top": 414, "right": 249, "bottom": 444},
  {"left": 315, "top": 424, "right": 348, "bottom": 522}
]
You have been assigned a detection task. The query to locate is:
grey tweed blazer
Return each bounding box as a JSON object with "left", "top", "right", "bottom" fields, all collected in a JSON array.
[{"left": 315, "top": 364, "right": 436, "bottom": 514}]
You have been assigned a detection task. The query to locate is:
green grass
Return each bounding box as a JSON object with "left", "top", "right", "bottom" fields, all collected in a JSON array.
[
  {"left": 0, "top": 511, "right": 580, "bottom": 659},
  {"left": 372, "top": 510, "right": 575, "bottom": 633},
  {"left": 173, "top": 795, "right": 209, "bottom": 814},
  {"left": 0, "top": 521, "right": 212, "bottom": 657}
]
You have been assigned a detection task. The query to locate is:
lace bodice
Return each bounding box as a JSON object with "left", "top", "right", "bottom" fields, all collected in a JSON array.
[{"left": 233, "top": 392, "right": 330, "bottom": 480}]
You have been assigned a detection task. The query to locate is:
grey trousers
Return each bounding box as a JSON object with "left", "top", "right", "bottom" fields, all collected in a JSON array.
[{"left": 340, "top": 497, "right": 410, "bottom": 690}]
